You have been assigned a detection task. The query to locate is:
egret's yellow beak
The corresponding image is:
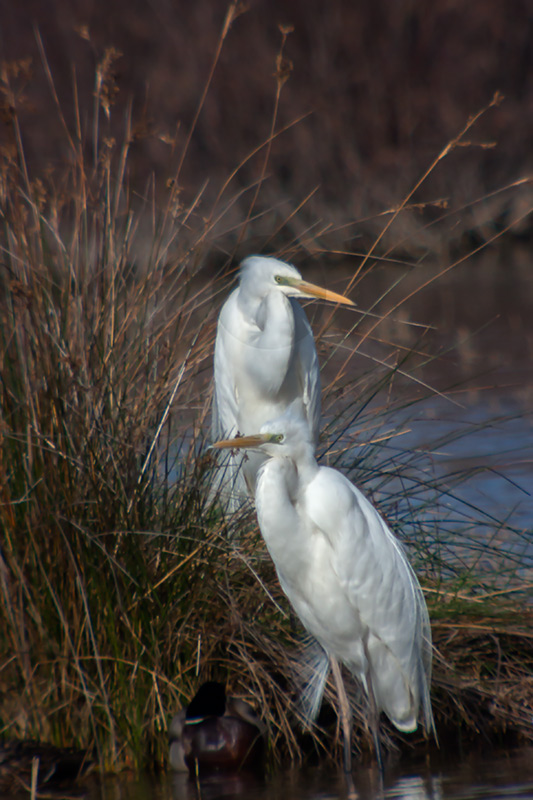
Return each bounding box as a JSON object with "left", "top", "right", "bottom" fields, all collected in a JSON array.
[
  {"left": 211, "top": 433, "right": 270, "bottom": 450},
  {"left": 294, "top": 279, "right": 355, "bottom": 306}
]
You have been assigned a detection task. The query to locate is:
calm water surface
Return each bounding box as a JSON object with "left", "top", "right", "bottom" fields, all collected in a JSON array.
[
  {"left": 375, "top": 392, "right": 533, "bottom": 550},
  {"left": 86, "top": 748, "right": 533, "bottom": 800}
]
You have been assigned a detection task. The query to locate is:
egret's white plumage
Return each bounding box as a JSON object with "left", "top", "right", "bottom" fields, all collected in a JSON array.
[
  {"left": 213, "top": 410, "right": 434, "bottom": 769},
  {"left": 211, "top": 256, "right": 354, "bottom": 509}
]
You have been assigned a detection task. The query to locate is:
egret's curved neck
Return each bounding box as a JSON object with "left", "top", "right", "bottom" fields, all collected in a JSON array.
[
  {"left": 258, "top": 447, "right": 318, "bottom": 514},
  {"left": 294, "top": 448, "right": 319, "bottom": 486},
  {"left": 239, "top": 288, "right": 293, "bottom": 341},
  {"left": 256, "top": 453, "right": 317, "bottom": 581},
  {"left": 237, "top": 290, "right": 295, "bottom": 397},
  {"left": 256, "top": 456, "right": 300, "bottom": 530}
]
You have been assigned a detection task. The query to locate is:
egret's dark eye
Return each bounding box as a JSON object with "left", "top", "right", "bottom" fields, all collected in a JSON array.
[
  {"left": 274, "top": 275, "right": 283, "bottom": 284},
  {"left": 271, "top": 433, "right": 284, "bottom": 444}
]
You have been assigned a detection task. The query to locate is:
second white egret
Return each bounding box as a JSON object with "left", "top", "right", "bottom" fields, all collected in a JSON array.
[{"left": 213, "top": 410, "right": 435, "bottom": 772}]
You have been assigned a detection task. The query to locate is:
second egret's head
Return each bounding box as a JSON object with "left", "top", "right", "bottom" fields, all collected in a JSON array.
[
  {"left": 239, "top": 256, "right": 354, "bottom": 307},
  {"left": 212, "top": 405, "right": 315, "bottom": 460}
]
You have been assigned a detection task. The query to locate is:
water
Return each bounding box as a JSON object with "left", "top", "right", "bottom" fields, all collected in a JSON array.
[
  {"left": 388, "top": 393, "right": 533, "bottom": 534},
  {"left": 368, "top": 392, "right": 533, "bottom": 563},
  {"left": 84, "top": 748, "right": 533, "bottom": 799}
]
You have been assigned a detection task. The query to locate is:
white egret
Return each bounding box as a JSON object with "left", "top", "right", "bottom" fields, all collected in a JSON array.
[
  {"left": 211, "top": 255, "right": 354, "bottom": 509},
  {"left": 212, "top": 410, "right": 435, "bottom": 772}
]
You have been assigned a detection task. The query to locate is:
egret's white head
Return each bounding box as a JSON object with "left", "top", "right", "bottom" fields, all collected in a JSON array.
[
  {"left": 239, "top": 256, "right": 354, "bottom": 306},
  {"left": 239, "top": 256, "right": 303, "bottom": 300},
  {"left": 212, "top": 404, "right": 315, "bottom": 461},
  {"left": 257, "top": 409, "right": 315, "bottom": 459}
]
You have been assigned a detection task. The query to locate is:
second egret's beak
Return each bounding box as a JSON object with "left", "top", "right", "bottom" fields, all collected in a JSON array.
[
  {"left": 294, "top": 279, "right": 355, "bottom": 306},
  {"left": 212, "top": 433, "right": 270, "bottom": 450}
]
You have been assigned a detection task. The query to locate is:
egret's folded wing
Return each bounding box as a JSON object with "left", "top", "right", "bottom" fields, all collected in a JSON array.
[
  {"left": 210, "top": 293, "right": 250, "bottom": 511},
  {"left": 304, "top": 467, "right": 434, "bottom": 733},
  {"left": 212, "top": 299, "right": 240, "bottom": 440}
]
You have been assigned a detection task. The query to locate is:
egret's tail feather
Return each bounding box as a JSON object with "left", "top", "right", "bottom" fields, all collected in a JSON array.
[
  {"left": 421, "top": 644, "right": 437, "bottom": 742},
  {"left": 295, "top": 640, "right": 330, "bottom": 726}
]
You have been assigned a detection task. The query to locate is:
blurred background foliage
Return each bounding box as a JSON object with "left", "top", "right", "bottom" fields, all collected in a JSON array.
[{"left": 2, "top": 0, "right": 533, "bottom": 253}]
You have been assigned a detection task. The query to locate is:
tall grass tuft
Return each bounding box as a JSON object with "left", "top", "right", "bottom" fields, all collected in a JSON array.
[
  {"left": 1, "top": 31, "right": 532, "bottom": 773},
  {"left": 0, "top": 50, "right": 223, "bottom": 768}
]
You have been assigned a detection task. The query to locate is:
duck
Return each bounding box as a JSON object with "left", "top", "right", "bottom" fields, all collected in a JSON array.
[
  {"left": 169, "top": 681, "right": 265, "bottom": 775},
  {"left": 0, "top": 738, "right": 92, "bottom": 794}
]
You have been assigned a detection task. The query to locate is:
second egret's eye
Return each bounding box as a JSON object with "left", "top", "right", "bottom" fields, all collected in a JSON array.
[
  {"left": 274, "top": 275, "right": 283, "bottom": 284},
  {"left": 271, "top": 433, "right": 284, "bottom": 444}
]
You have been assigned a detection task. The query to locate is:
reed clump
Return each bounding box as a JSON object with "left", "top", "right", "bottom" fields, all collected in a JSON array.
[{"left": 1, "top": 37, "right": 532, "bottom": 773}]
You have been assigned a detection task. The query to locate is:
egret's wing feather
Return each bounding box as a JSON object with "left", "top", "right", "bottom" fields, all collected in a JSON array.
[
  {"left": 291, "top": 300, "right": 321, "bottom": 443},
  {"left": 212, "top": 304, "right": 240, "bottom": 440},
  {"left": 304, "top": 467, "right": 434, "bottom": 732},
  {"left": 338, "top": 485, "right": 433, "bottom": 732},
  {"left": 210, "top": 295, "right": 250, "bottom": 511},
  {"left": 296, "top": 638, "right": 330, "bottom": 725}
]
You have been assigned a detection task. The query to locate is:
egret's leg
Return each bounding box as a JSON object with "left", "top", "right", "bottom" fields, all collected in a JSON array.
[
  {"left": 365, "top": 669, "right": 384, "bottom": 777},
  {"left": 330, "top": 656, "right": 353, "bottom": 774}
]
